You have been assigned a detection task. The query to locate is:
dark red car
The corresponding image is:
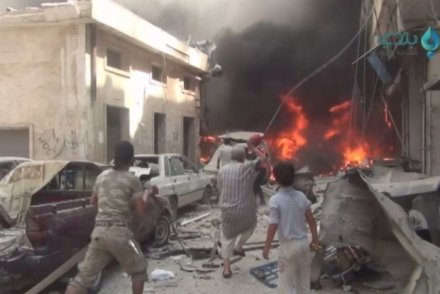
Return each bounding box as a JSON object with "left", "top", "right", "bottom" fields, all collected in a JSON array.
[{"left": 0, "top": 161, "right": 171, "bottom": 293}]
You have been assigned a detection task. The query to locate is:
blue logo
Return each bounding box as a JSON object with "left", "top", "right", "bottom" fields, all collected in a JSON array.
[{"left": 421, "top": 27, "right": 440, "bottom": 59}]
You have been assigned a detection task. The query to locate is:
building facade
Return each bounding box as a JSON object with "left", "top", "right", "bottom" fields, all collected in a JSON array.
[
  {"left": 365, "top": 0, "right": 440, "bottom": 175},
  {"left": 0, "top": 0, "right": 209, "bottom": 163}
]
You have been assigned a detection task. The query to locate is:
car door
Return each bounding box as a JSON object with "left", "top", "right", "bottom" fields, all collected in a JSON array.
[
  {"left": 180, "top": 156, "right": 205, "bottom": 203},
  {"left": 151, "top": 155, "right": 175, "bottom": 197},
  {"left": 168, "top": 156, "right": 192, "bottom": 207}
]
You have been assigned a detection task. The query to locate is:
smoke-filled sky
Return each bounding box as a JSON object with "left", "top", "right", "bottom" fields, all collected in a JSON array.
[
  {"left": 1, "top": 0, "right": 368, "bottom": 170},
  {"left": 1, "top": 0, "right": 361, "bottom": 133},
  {"left": 112, "top": 0, "right": 362, "bottom": 134}
]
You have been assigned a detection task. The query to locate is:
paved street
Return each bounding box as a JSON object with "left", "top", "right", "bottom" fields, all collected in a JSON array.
[{"left": 94, "top": 205, "right": 399, "bottom": 294}]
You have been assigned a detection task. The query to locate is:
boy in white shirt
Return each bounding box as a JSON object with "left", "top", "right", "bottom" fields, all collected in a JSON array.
[{"left": 263, "top": 161, "right": 319, "bottom": 294}]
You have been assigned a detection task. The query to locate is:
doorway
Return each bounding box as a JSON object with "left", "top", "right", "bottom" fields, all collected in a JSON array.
[
  {"left": 183, "top": 116, "right": 196, "bottom": 163},
  {"left": 106, "top": 106, "right": 129, "bottom": 162},
  {"left": 154, "top": 113, "right": 166, "bottom": 154}
]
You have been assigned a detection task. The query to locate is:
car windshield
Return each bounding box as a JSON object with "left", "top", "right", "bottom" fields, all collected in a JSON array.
[
  {"left": 132, "top": 156, "right": 161, "bottom": 177},
  {"left": 0, "top": 161, "right": 17, "bottom": 181}
]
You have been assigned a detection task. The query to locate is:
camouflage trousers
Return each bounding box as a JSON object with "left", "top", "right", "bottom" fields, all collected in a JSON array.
[{"left": 69, "top": 225, "right": 147, "bottom": 293}]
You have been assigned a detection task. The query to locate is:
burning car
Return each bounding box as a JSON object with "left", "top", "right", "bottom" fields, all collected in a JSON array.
[{"left": 0, "top": 161, "right": 171, "bottom": 293}]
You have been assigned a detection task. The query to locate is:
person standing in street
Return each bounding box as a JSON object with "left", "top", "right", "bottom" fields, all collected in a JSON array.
[
  {"left": 217, "top": 137, "right": 233, "bottom": 169},
  {"left": 263, "top": 161, "right": 319, "bottom": 294},
  {"left": 218, "top": 134, "right": 269, "bottom": 278},
  {"left": 65, "top": 141, "right": 149, "bottom": 294}
]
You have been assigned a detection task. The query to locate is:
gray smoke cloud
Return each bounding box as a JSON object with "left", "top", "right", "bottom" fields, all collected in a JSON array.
[
  {"left": 1, "top": 0, "right": 360, "bottom": 133},
  {"left": 1, "top": 0, "right": 365, "bottom": 172}
]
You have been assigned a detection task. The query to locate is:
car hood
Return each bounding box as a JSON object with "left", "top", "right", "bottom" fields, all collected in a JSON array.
[{"left": 0, "top": 161, "right": 68, "bottom": 227}]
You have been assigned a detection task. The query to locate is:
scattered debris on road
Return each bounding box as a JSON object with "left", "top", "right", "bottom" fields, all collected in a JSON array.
[{"left": 150, "top": 269, "right": 175, "bottom": 281}]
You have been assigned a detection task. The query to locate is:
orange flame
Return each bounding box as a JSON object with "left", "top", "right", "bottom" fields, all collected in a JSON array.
[
  {"left": 343, "top": 143, "right": 369, "bottom": 167},
  {"left": 200, "top": 156, "right": 210, "bottom": 164},
  {"left": 201, "top": 136, "right": 218, "bottom": 143},
  {"left": 325, "top": 100, "right": 371, "bottom": 168},
  {"left": 324, "top": 101, "right": 351, "bottom": 140},
  {"left": 268, "top": 98, "right": 308, "bottom": 160}
]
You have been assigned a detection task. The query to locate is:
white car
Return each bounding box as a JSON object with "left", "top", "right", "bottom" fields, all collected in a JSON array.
[
  {"left": 129, "top": 154, "right": 215, "bottom": 219},
  {"left": 203, "top": 131, "right": 266, "bottom": 174}
]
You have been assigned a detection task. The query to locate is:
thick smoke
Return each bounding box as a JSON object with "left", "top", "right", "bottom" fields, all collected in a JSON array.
[
  {"left": 118, "top": 0, "right": 365, "bottom": 172},
  {"left": 1, "top": 0, "right": 369, "bottom": 171},
  {"left": 1, "top": 0, "right": 361, "bottom": 134},
  {"left": 117, "top": 0, "right": 362, "bottom": 135}
]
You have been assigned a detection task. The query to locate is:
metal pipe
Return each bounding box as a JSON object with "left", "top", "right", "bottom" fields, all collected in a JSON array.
[
  {"left": 90, "top": 23, "right": 97, "bottom": 102},
  {"left": 422, "top": 90, "right": 426, "bottom": 174}
]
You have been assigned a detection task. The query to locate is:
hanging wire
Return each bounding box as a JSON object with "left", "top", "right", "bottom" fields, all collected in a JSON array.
[
  {"left": 362, "top": 74, "right": 380, "bottom": 140},
  {"left": 349, "top": 2, "right": 366, "bottom": 134},
  {"left": 264, "top": 5, "right": 375, "bottom": 135},
  {"left": 362, "top": 10, "right": 369, "bottom": 133},
  {"left": 428, "top": 0, "right": 440, "bottom": 24},
  {"left": 379, "top": 93, "right": 408, "bottom": 155}
]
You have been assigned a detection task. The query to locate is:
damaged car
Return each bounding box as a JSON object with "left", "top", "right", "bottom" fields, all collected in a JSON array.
[
  {"left": 0, "top": 157, "right": 31, "bottom": 180},
  {"left": 0, "top": 160, "right": 171, "bottom": 293},
  {"left": 128, "top": 154, "right": 215, "bottom": 219}
]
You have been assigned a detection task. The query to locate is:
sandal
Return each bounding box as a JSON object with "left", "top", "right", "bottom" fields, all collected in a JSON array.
[{"left": 222, "top": 270, "right": 232, "bottom": 279}]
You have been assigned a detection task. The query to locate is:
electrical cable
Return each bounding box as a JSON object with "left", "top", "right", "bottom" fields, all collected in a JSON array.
[
  {"left": 362, "top": 74, "right": 380, "bottom": 139},
  {"left": 349, "top": 2, "right": 365, "bottom": 134},
  {"left": 362, "top": 13, "right": 368, "bottom": 133},
  {"left": 379, "top": 93, "right": 408, "bottom": 155},
  {"left": 264, "top": 6, "right": 375, "bottom": 135}
]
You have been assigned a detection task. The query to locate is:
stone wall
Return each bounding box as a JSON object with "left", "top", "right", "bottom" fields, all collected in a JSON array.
[{"left": 0, "top": 24, "right": 87, "bottom": 160}]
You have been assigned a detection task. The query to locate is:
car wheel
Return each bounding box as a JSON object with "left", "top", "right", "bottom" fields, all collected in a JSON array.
[
  {"left": 153, "top": 215, "right": 171, "bottom": 247},
  {"left": 199, "top": 185, "right": 212, "bottom": 205},
  {"left": 87, "top": 271, "right": 103, "bottom": 294},
  {"left": 169, "top": 196, "right": 178, "bottom": 221}
]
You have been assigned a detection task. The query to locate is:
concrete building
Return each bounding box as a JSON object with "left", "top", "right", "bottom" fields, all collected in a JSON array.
[
  {"left": 0, "top": 0, "right": 210, "bottom": 163},
  {"left": 363, "top": 0, "right": 440, "bottom": 175}
]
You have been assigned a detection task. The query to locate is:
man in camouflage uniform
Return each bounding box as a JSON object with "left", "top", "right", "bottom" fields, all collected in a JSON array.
[{"left": 65, "top": 141, "right": 148, "bottom": 294}]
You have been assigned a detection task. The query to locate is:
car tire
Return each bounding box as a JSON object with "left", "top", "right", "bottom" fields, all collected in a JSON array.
[
  {"left": 153, "top": 215, "right": 171, "bottom": 247},
  {"left": 169, "top": 196, "right": 178, "bottom": 221},
  {"left": 87, "top": 271, "right": 103, "bottom": 294},
  {"left": 199, "top": 185, "right": 212, "bottom": 205}
]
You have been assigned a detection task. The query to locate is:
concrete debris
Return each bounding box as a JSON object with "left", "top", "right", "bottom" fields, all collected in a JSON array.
[
  {"left": 195, "top": 275, "right": 212, "bottom": 280},
  {"left": 202, "top": 262, "right": 221, "bottom": 269},
  {"left": 322, "top": 244, "right": 371, "bottom": 285},
  {"left": 152, "top": 280, "right": 179, "bottom": 288},
  {"left": 150, "top": 269, "right": 175, "bottom": 281},
  {"left": 363, "top": 279, "right": 396, "bottom": 290},
  {"left": 310, "top": 168, "right": 440, "bottom": 293},
  {"left": 169, "top": 255, "right": 185, "bottom": 262},
  {"left": 342, "top": 285, "right": 352, "bottom": 292}
]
